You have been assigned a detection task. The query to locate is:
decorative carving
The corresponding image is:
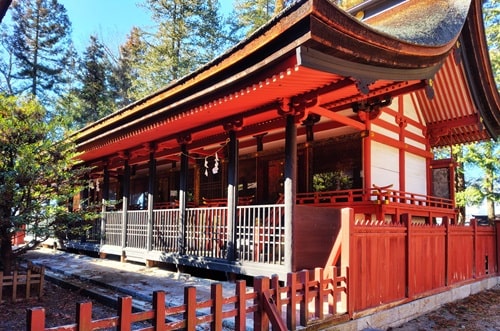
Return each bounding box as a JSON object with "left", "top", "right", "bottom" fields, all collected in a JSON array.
[
  {"left": 395, "top": 114, "right": 407, "bottom": 128},
  {"left": 302, "top": 114, "right": 321, "bottom": 142},
  {"left": 222, "top": 118, "right": 244, "bottom": 132},
  {"left": 176, "top": 134, "right": 192, "bottom": 145},
  {"left": 355, "top": 78, "right": 375, "bottom": 95},
  {"left": 277, "top": 97, "right": 314, "bottom": 122},
  {"left": 425, "top": 79, "right": 435, "bottom": 100},
  {"left": 352, "top": 95, "right": 391, "bottom": 122}
]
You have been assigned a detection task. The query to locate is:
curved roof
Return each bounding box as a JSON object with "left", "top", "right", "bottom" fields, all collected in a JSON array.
[{"left": 74, "top": 0, "right": 499, "bottom": 165}]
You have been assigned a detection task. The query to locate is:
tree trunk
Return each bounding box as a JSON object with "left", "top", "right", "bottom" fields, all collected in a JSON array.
[{"left": 0, "top": 229, "right": 13, "bottom": 275}]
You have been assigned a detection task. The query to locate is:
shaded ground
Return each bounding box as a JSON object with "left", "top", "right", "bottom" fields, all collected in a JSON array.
[
  {"left": 0, "top": 280, "right": 498, "bottom": 330},
  {"left": 0, "top": 281, "right": 121, "bottom": 330}
]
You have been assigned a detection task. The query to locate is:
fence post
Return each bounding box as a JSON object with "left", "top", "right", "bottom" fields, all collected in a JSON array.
[
  {"left": 211, "top": 283, "right": 223, "bottom": 331},
  {"left": 286, "top": 272, "right": 298, "bottom": 330},
  {"left": 496, "top": 220, "right": 500, "bottom": 276},
  {"left": 299, "top": 270, "right": 309, "bottom": 327},
  {"left": 0, "top": 271, "right": 3, "bottom": 302},
  {"left": 403, "top": 213, "right": 413, "bottom": 299},
  {"left": 77, "top": 301, "right": 93, "bottom": 331},
  {"left": 26, "top": 268, "right": 32, "bottom": 299},
  {"left": 341, "top": 208, "right": 353, "bottom": 316},
  {"left": 38, "top": 266, "right": 45, "bottom": 298},
  {"left": 314, "top": 267, "right": 325, "bottom": 319},
  {"left": 444, "top": 216, "right": 450, "bottom": 286},
  {"left": 473, "top": 219, "right": 478, "bottom": 278},
  {"left": 153, "top": 291, "right": 166, "bottom": 329},
  {"left": 271, "top": 274, "right": 282, "bottom": 314},
  {"left": 12, "top": 270, "right": 18, "bottom": 301},
  {"left": 118, "top": 296, "right": 133, "bottom": 331},
  {"left": 234, "top": 280, "right": 247, "bottom": 331},
  {"left": 254, "top": 276, "right": 270, "bottom": 331},
  {"left": 184, "top": 286, "right": 197, "bottom": 331},
  {"left": 26, "top": 307, "right": 45, "bottom": 331}
]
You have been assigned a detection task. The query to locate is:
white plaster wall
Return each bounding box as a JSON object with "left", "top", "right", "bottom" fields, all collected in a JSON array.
[
  {"left": 405, "top": 152, "right": 427, "bottom": 195},
  {"left": 370, "top": 141, "right": 399, "bottom": 190}
]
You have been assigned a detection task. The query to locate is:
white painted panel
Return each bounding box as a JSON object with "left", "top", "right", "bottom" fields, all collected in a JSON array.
[
  {"left": 371, "top": 141, "right": 399, "bottom": 190},
  {"left": 403, "top": 94, "right": 420, "bottom": 122},
  {"left": 372, "top": 124, "right": 399, "bottom": 140},
  {"left": 405, "top": 152, "right": 427, "bottom": 195},
  {"left": 405, "top": 137, "right": 426, "bottom": 150},
  {"left": 406, "top": 123, "right": 424, "bottom": 137}
]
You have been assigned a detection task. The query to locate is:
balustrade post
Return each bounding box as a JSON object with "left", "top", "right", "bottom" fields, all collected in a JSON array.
[
  {"left": 101, "top": 164, "right": 109, "bottom": 247},
  {"left": 284, "top": 113, "right": 297, "bottom": 272},
  {"left": 226, "top": 130, "right": 238, "bottom": 261},
  {"left": 178, "top": 141, "right": 189, "bottom": 255},
  {"left": 121, "top": 156, "right": 130, "bottom": 262},
  {"left": 147, "top": 145, "right": 156, "bottom": 252}
]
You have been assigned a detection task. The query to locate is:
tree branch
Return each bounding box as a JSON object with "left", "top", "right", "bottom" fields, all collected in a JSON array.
[{"left": 0, "top": 0, "right": 12, "bottom": 23}]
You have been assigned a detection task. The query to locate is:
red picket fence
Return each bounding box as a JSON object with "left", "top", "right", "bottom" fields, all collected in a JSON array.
[{"left": 27, "top": 267, "right": 349, "bottom": 331}]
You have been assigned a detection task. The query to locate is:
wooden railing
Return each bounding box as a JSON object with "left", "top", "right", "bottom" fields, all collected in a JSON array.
[
  {"left": 294, "top": 188, "right": 454, "bottom": 210},
  {"left": 26, "top": 266, "right": 348, "bottom": 331},
  {"left": 152, "top": 209, "right": 179, "bottom": 253},
  {"left": 1, "top": 262, "right": 44, "bottom": 303},
  {"left": 101, "top": 205, "right": 285, "bottom": 265}
]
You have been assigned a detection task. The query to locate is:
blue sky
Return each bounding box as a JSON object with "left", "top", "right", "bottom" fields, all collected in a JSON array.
[{"left": 59, "top": 0, "right": 234, "bottom": 53}]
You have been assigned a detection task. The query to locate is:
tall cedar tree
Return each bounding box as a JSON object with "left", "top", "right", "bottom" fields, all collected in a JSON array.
[
  {"left": 0, "top": 94, "right": 93, "bottom": 275},
  {"left": 68, "top": 35, "right": 115, "bottom": 128},
  {"left": 231, "top": 0, "right": 291, "bottom": 37},
  {"left": 484, "top": 0, "right": 499, "bottom": 87},
  {"left": 132, "top": 0, "right": 227, "bottom": 98},
  {"left": 111, "top": 27, "right": 146, "bottom": 107},
  {"left": 8, "top": 0, "right": 72, "bottom": 105}
]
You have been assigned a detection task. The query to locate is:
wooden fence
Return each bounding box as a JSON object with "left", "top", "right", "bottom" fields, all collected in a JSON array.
[
  {"left": 27, "top": 267, "right": 348, "bottom": 331},
  {"left": 0, "top": 262, "right": 44, "bottom": 303},
  {"left": 346, "top": 212, "right": 498, "bottom": 315}
]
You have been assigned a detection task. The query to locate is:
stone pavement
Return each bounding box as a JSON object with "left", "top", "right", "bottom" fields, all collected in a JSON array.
[{"left": 22, "top": 247, "right": 240, "bottom": 312}]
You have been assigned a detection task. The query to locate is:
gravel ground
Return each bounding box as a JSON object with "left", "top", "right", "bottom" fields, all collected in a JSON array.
[{"left": 390, "top": 285, "right": 500, "bottom": 331}]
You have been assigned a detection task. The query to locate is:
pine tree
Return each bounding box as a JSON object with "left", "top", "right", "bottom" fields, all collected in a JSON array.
[{"left": 7, "top": 0, "right": 73, "bottom": 105}]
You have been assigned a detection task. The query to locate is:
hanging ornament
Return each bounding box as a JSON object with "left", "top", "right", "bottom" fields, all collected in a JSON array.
[
  {"left": 212, "top": 152, "right": 219, "bottom": 174},
  {"left": 204, "top": 157, "right": 209, "bottom": 177}
]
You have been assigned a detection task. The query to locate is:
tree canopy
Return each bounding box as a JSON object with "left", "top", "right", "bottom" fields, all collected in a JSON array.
[{"left": 0, "top": 94, "right": 93, "bottom": 274}]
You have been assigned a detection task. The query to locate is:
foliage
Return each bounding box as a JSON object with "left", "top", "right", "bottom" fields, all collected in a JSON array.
[
  {"left": 230, "top": 0, "right": 292, "bottom": 37},
  {"left": 484, "top": 0, "right": 499, "bottom": 88},
  {"left": 126, "top": 0, "right": 231, "bottom": 99},
  {"left": 313, "top": 170, "right": 352, "bottom": 192},
  {"left": 63, "top": 35, "right": 115, "bottom": 129},
  {"left": 455, "top": 141, "right": 500, "bottom": 220},
  {"left": 0, "top": 94, "right": 94, "bottom": 274},
  {"left": 2, "top": 0, "right": 73, "bottom": 106}
]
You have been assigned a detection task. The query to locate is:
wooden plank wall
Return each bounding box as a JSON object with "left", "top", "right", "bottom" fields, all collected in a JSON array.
[{"left": 293, "top": 205, "right": 342, "bottom": 270}]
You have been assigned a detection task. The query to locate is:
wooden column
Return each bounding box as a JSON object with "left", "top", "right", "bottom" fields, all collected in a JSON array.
[
  {"left": 226, "top": 130, "right": 238, "bottom": 261},
  {"left": 100, "top": 164, "right": 109, "bottom": 247},
  {"left": 284, "top": 113, "right": 297, "bottom": 271},
  {"left": 147, "top": 145, "right": 156, "bottom": 252},
  {"left": 121, "top": 154, "right": 130, "bottom": 262},
  {"left": 178, "top": 141, "right": 189, "bottom": 256}
]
